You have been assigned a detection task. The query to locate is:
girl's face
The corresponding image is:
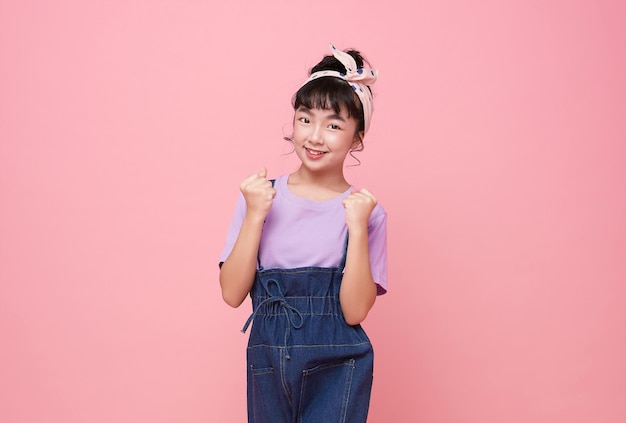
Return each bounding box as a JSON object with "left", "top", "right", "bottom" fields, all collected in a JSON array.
[{"left": 292, "top": 106, "right": 363, "bottom": 175}]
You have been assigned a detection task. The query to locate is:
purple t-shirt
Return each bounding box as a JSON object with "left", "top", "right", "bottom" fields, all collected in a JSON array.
[{"left": 219, "top": 175, "right": 388, "bottom": 295}]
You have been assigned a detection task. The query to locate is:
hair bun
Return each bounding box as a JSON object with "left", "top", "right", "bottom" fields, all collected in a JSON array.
[{"left": 310, "top": 49, "right": 367, "bottom": 75}]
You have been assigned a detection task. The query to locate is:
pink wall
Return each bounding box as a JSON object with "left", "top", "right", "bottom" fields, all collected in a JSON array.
[{"left": 1, "top": 1, "right": 625, "bottom": 422}]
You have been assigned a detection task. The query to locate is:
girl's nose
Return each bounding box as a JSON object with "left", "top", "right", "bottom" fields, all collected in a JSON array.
[{"left": 308, "top": 125, "right": 323, "bottom": 144}]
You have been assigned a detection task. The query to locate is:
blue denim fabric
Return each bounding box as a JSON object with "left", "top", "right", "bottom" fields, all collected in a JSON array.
[{"left": 242, "top": 264, "right": 374, "bottom": 423}]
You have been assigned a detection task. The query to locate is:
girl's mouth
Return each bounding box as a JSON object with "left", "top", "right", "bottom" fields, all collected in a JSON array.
[{"left": 305, "top": 148, "right": 327, "bottom": 159}]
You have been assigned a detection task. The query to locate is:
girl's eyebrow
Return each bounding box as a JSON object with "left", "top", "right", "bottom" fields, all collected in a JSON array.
[
  {"left": 328, "top": 114, "right": 346, "bottom": 122},
  {"left": 297, "top": 106, "right": 311, "bottom": 114},
  {"left": 297, "top": 106, "right": 346, "bottom": 122}
]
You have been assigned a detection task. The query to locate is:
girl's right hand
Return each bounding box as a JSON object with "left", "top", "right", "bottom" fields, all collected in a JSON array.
[{"left": 240, "top": 167, "right": 276, "bottom": 221}]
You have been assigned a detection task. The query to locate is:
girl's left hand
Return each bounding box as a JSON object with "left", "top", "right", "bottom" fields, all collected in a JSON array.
[{"left": 343, "top": 188, "right": 377, "bottom": 232}]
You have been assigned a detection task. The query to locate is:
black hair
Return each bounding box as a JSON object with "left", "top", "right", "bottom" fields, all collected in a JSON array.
[{"left": 292, "top": 49, "right": 370, "bottom": 137}]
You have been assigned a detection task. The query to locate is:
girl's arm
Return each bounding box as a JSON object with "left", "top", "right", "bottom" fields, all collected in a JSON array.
[
  {"left": 219, "top": 168, "right": 275, "bottom": 308},
  {"left": 340, "top": 188, "right": 379, "bottom": 325}
]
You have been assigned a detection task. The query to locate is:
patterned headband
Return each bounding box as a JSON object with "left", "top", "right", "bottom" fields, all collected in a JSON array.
[{"left": 299, "top": 43, "right": 378, "bottom": 134}]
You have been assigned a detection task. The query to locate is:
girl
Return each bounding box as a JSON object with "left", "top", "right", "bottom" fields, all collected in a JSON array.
[{"left": 219, "top": 44, "right": 387, "bottom": 423}]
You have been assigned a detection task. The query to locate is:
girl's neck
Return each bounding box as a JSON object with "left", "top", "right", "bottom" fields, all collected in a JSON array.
[{"left": 288, "top": 167, "right": 351, "bottom": 201}]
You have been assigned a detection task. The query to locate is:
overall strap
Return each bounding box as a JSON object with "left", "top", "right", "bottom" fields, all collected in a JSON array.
[{"left": 338, "top": 233, "right": 350, "bottom": 271}]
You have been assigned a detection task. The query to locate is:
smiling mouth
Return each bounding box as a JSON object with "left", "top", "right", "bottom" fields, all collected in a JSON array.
[
  {"left": 305, "top": 148, "right": 327, "bottom": 160},
  {"left": 305, "top": 147, "right": 327, "bottom": 156}
]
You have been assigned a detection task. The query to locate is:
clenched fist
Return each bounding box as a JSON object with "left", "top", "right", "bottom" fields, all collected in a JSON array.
[
  {"left": 342, "top": 188, "right": 377, "bottom": 232},
  {"left": 240, "top": 167, "right": 276, "bottom": 221}
]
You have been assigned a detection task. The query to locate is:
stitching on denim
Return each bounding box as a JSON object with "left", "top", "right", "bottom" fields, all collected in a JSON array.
[
  {"left": 249, "top": 365, "right": 274, "bottom": 376},
  {"left": 340, "top": 359, "right": 356, "bottom": 422},
  {"left": 247, "top": 342, "right": 372, "bottom": 349},
  {"left": 250, "top": 312, "right": 344, "bottom": 317},
  {"left": 279, "top": 349, "right": 292, "bottom": 406}
]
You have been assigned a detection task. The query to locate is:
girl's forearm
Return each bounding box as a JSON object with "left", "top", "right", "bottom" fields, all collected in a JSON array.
[
  {"left": 219, "top": 215, "right": 265, "bottom": 308},
  {"left": 339, "top": 228, "right": 377, "bottom": 325}
]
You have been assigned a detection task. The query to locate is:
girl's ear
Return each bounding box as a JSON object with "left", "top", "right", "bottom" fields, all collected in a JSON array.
[{"left": 351, "top": 131, "right": 365, "bottom": 150}]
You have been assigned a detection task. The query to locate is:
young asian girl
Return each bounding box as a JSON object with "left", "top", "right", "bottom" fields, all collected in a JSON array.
[{"left": 219, "top": 43, "right": 388, "bottom": 423}]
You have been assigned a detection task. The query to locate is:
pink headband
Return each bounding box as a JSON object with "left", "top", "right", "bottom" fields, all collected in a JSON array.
[{"left": 299, "top": 43, "right": 378, "bottom": 133}]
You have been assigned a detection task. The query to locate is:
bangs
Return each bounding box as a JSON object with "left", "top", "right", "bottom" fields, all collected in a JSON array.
[{"left": 293, "top": 77, "right": 363, "bottom": 126}]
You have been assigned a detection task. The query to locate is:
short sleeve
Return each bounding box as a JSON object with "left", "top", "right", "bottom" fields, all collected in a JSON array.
[
  {"left": 368, "top": 206, "right": 388, "bottom": 295},
  {"left": 219, "top": 192, "right": 247, "bottom": 267}
]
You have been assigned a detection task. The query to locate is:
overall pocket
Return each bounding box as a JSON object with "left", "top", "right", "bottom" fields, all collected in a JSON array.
[
  {"left": 297, "top": 358, "right": 356, "bottom": 423},
  {"left": 247, "top": 350, "right": 291, "bottom": 423}
]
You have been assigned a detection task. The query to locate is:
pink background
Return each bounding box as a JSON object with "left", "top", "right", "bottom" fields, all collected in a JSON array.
[{"left": 1, "top": 1, "right": 625, "bottom": 422}]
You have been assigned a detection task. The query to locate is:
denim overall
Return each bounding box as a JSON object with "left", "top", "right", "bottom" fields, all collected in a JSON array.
[{"left": 241, "top": 239, "right": 374, "bottom": 423}]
